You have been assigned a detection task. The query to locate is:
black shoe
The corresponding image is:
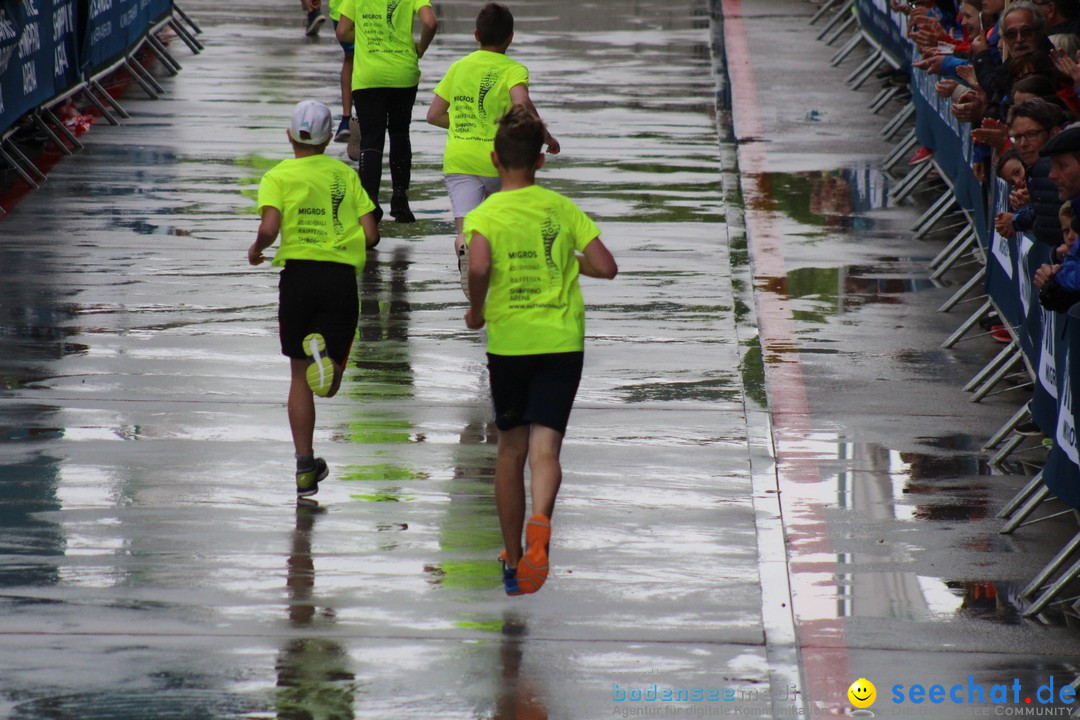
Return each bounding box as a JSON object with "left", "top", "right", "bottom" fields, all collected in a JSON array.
[
  {"left": 296, "top": 458, "right": 328, "bottom": 497},
  {"left": 305, "top": 9, "right": 325, "bottom": 36},
  {"left": 390, "top": 195, "right": 415, "bottom": 223}
]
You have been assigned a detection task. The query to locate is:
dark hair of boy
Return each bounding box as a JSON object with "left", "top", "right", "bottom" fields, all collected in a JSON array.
[
  {"left": 494, "top": 105, "right": 545, "bottom": 169},
  {"left": 476, "top": 2, "right": 514, "bottom": 47}
]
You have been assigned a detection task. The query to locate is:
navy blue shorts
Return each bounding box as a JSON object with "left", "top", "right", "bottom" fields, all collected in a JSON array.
[
  {"left": 487, "top": 352, "right": 584, "bottom": 435},
  {"left": 278, "top": 260, "right": 358, "bottom": 364}
]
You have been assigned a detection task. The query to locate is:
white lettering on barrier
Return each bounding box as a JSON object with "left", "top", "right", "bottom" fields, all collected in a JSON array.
[
  {"left": 1019, "top": 237, "right": 1033, "bottom": 319},
  {"left": 0, "top": 44, "right": 15, "bottom": 75},
  {"left": 120, "top": 4, "right": 137, "bottom": 28},
  {"left": 21, "top": 59, "right": 37, "bottom": 95},
  {"left": 52, "top": 2, "right": 73, "bottom": 42},
  {"left": 993, "top": 230, "right": 1013, "bottom": 280},
  {"left": 90, "top": 21, "right": 112, "bottom": 44},
  {"left": 17, "top": 22, "right": 40, "bottom": 59},
  {"left": 0, "top": 9, "right": 16, "bottom": 42},
  {"left": 21, "top": 0, "right": 39, "bottom": 17},
  {"left": 1059, "top": 350, "right": 1079, "bottom": 466},
  {"left": 1041, "top": 309, "right": 1059, "bottom": 399},
  {"left": 0, "top": 85, "right": 5, "bottom": 116},
  {"left": 89, "top": 0, "right": 113, "bottom": 21},
  {"left": 53, "top": 41, "right": 66, "bottom": 77}
]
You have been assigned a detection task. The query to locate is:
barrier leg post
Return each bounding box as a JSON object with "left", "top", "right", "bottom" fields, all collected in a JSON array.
[
  {"left": 941, "top": 297, "right": 991, "bottom": 348},
  {"left": 965, "top": 340, "right": 1019, "bottom": 393},
  {"left": 816, "top": 0, "right": 853, "bottom": 41},
  {"left": 90, "top": 80, "right": 130, "bottom": 119},
  {"left": 971, "top": 350, "right": 1023, "bottom": 403},
  {"left": 1020, "top": 530, "right": 1080, "bottom": 599},
  {"left": 912, "top": 191, "right": 957, "bottom": 238},
  {"left": 172, "top": 3, "right": 204, "bottom": 34},
  {"left": 1024, "top": 555, "right": 1080, "bottom": 617},
  {"left": 810, "top": 0, "right": 846, "bottom": 25},
  {"left": 1000, "top": 485, "right": 1052, "bottom": 534},
  {"left": 168, "top": 18, "right": 204, "bottom": 53},
  {"left": 938, "top": 267, "right": 986, "bottom": 313},
  {"left": 882, "top": 104, "right": 915, "bottom": 141},
  {"left": 831, "top": 33, "right": 864, "bottom": 67},
  {"left": 0, "top": 143, "right": 41, "bottom": 189},
  {"left": 889, "top": 161, "right": 934, "bottom": 204},
  {"left": 40, "top": 107, "right": 83, "bottom": 152},
  {"left": 997, "top": 470, "right": 1046, "bottom": 519},
  {"left": 146, "top": 34, "right": 182, "bottom": 75}
]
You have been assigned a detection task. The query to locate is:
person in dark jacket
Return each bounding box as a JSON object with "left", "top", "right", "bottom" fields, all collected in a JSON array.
[{"left": 995, "top": 99, "right": 1066, "bottom": 246}]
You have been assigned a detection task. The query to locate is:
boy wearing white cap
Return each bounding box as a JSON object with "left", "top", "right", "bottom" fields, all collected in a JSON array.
[{"left": 248, "top": 100, "right": 380, "bottom": 497}]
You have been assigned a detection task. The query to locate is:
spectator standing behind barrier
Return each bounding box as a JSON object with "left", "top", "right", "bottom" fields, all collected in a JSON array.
[
  {"left": 971, "top": 2, "right": 1050, "bottom": 118},
  {"left": 1032, "top": 127, "right": 1080, "bottom": 309},
  {"left": 336, "top": 0, "right": 438, "bottom": 224},
  {"left": 1038, "top": 0, "right": 1080, "bottom": 35},
  {"left": 995, "top": 99, "right": 1066, "bottom": 246}
]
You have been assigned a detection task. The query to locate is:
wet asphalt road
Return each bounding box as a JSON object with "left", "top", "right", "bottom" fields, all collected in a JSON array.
[{"left": 2, "top": 0, "right": 1080, "bottom": 717}]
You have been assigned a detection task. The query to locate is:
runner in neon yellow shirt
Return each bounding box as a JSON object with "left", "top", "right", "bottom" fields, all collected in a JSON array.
[
  {"left": 249, "top": 101, "right": 380, "bottom": 498},
  {"left": 463, "top": 106, "right": 617, "bottom": 596},
  {"left": 336, "top": 0, "right": 438, "bottom": 223},
  {"left": 427, "top": 3, "right": 560, "bottom": 297}
]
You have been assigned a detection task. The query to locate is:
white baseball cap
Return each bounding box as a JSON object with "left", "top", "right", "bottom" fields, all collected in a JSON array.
[{"left": 290, "top": 100, "right": 332, "bottom": 145}]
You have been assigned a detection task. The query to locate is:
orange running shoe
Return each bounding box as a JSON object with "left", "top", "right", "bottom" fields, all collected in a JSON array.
[{"left": 514, "top": 514, "right": 551, "bottom": 594}]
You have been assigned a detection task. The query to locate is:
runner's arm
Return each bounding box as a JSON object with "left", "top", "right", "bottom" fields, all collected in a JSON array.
[
  {"left": 361, "top": 212, "right": 380, "bottom": 248},
  {"left": 577, "top": 237, "right": 617, "bottom": 279},
  {"left": 465, "top": 232, "right": 492, "bottom": 329},
  {"left": 249, "top": 207, "right": 282, "bottom": 265},
  {"left": 509, "top": 84, "right": 559, "bottom": 154},
  {"left": 336, "top": 13, "right": 354, "bottom": 43},
  {"left": 416, "top": 6, "right": 437, "bottom": 59},
  {"left": 427, "top": 95, "right": 450, "bottom": 128}
]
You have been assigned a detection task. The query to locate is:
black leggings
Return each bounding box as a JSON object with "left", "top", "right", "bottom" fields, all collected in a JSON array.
[{"left": 352, "top": 86, "right": 418, "bottom": 207}]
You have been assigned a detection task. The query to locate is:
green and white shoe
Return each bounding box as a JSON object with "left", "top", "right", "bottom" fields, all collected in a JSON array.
[{"left": 303, "top": 333, "right": 334, "bottom": 397}]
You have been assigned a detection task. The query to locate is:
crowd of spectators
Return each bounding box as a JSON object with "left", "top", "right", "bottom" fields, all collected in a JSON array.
[{"left": 898, "top": 0, "right": 1080, "bottom": 316}]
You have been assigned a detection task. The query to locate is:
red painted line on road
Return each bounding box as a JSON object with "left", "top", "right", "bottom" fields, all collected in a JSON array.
[{"left": 721, "top": 0, "right": 853, "bottom": 713}]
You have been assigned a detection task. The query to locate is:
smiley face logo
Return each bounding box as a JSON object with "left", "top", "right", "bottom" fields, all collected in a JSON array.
[{"left": 848, "top": 678, "right": 876, "bottom": 708}]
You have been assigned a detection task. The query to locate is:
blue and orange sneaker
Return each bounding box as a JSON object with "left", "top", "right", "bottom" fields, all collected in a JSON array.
[{"left": 500, "top": 551, "right": 524, "bottom": 596}]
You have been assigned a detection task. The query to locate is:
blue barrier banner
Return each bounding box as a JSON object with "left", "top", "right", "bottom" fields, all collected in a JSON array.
[
  {"left": 0, "top": 0, "right": 80, "bottom": 135},
  {"left": 147, "top": 0, "right": 172, "bottom": 23},
  {"left": 82, "top": 0, "right": 152, "bottom": 75},
  {"left": 1044, "top": 309, "right": 1080, "bottom": 508},
  {"left": 854, "top": 0, "right": 909, "bottom": 67}
]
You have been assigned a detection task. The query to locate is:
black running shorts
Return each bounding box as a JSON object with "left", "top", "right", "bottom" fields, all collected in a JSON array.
[
  {"left": 278, "top": 260, "right": 359, "bottom": 363},
  {"left": 486, "top": 352, "right": 584, "bottom": 435}
]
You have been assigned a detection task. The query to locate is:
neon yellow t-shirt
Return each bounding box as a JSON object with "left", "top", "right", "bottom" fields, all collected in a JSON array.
[
  {"left": 464, "top": 185, "right": 600, "bottom": 355},
  {"left": 329, "top": 0, "right": 343, "bottom": 21},
  {"left": 433, "top": 51, "right": 529, "bottom": 177},
  {"left": 257, "top": 154, "right": 376, "bottom": 270},
  {"left": 339, "top": 0, "right": 431, "bottom": 89}
]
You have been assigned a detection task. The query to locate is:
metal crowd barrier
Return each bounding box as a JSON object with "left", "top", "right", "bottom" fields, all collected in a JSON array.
[
  {"left": 0, "top": 2, "right": 202, "bottom": 215},
  {"left": 816, "top": 0, "right": 1080, "bottom": 624}
]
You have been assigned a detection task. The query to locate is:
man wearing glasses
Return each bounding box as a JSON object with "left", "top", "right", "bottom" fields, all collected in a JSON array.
[{"left": 996, "top": 99, "right": 1068, "bottom": 247}]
